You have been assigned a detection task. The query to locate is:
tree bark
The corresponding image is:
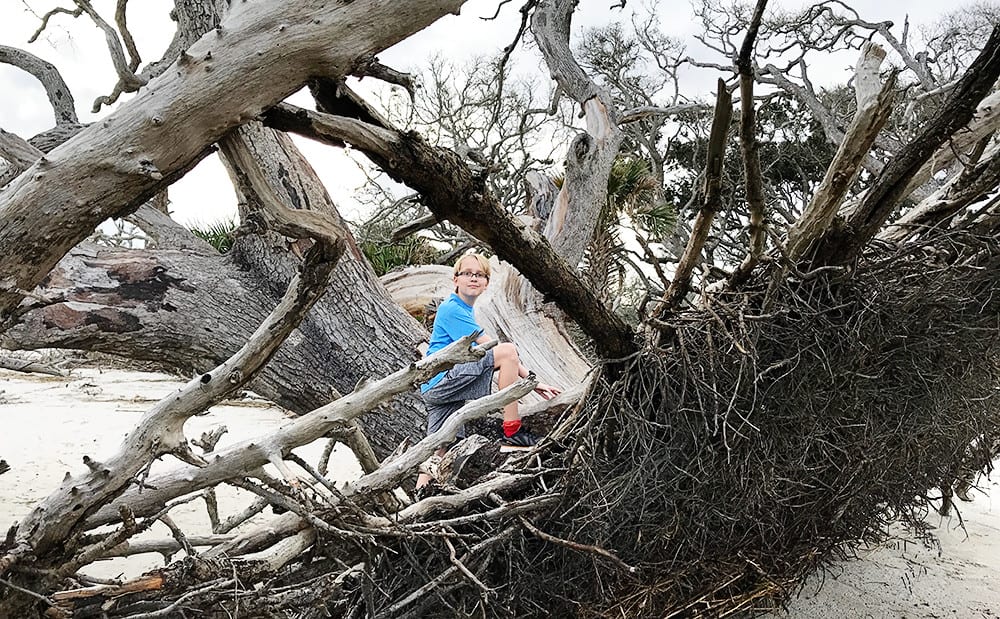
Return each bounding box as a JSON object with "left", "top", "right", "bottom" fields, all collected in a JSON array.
[
  {"left": 0, "top": 0, "right": 466, "bottom": 325},
  {"left": 813, "top": 25, "right": 1000, "bottom": 265},
  {"left": 3, "top": 240, "right": 426, "bottom": 457}
]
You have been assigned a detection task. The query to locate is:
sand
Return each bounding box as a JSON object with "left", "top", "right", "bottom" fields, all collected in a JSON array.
[
  {"left": 0, "top": 366, "right": 362, "bottom": 579},
  {"left": 2, "top": 367, "right": 999, "bottom": 615},
  {"left": 775, "top": 484, "right": 1000, "bottom": 618}
]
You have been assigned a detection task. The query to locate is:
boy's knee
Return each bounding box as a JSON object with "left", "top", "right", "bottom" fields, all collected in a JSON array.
[{"left": 494, "top": 342, "right": 518, "bottom": 362}]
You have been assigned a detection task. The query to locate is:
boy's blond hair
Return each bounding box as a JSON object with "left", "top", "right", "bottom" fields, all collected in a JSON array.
[{"left": 453, "top": 253, "right": 491, "bottom": 278}]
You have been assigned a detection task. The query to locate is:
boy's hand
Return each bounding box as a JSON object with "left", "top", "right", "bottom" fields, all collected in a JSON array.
[{"left": 534, "top": 383, "right": 562, "bottom": 399}]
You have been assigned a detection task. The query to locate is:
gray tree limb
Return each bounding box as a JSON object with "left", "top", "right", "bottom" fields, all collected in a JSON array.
[
  {"left": 0, "top": 0, "right": 467, "bottom": 330},
  {"left": 0, "top": 45, "right": 78, "bottom": 125}
]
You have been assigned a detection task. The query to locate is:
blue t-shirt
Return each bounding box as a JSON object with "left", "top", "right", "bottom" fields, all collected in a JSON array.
[{"left": 421, "top": 293, "right": 482, "bottom": 392}]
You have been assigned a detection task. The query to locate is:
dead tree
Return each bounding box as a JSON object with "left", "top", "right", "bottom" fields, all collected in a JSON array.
[{"left": 2, "top": 0, "right": 1000, "bottom": 617}]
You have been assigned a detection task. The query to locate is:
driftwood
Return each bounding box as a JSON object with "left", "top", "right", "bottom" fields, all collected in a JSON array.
[
  {"left": 3, "top": 3, "right": 1000, "bottom": 618},
  {"left": 786, "top": 42, "right": 897, "bottom": 262},
  {"left": 0, "top": 328, "right": 541, "bottom": 615},
  {"left": 0, "top": 353, "right": 66, "bottom": 377},
  {"left": 0, "top": 0, "right": 469, "bottom": 323},
  {"left": 2, "top": 229, "right": 346, "bottom": 576}
]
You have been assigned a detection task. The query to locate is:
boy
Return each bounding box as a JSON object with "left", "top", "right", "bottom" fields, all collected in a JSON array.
[{"left": 417, "top": 253, "right": 561, "bottom": 487}]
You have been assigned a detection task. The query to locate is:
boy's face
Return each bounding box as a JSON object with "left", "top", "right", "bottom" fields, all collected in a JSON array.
[{"left": 453, "top": 257, "right": 490, "bottom": 300}]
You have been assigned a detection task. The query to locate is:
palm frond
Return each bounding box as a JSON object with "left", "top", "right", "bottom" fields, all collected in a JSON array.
[{"left": 189, "top": 218, "right": 238, "bottom": 254}]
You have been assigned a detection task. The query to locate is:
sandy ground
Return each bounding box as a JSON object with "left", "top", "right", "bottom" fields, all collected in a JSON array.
[
  {"left": 775, "top": 482, "right": 1000, "bottom": 618},
  {"left": 0, "top": 366, "right": 362, "bottom": 580},
  {"left": 2, "top": 367, "right": 999, "bottom": 616}
]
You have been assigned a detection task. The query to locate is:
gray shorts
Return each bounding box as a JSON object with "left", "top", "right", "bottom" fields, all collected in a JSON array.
[{"left": 422, "top": 348, "right": 495, "bottom": 440}]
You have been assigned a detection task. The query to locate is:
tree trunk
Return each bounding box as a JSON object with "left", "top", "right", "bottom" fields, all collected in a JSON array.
[
  {"left": 4, "top": 240, "right": 426, "bottom": 456},
  {"left": 3, "top": 1, "right": 440, "bottom": 457},
  {"left": 0, "top": 0, "right": 467, "bottom": 324}
]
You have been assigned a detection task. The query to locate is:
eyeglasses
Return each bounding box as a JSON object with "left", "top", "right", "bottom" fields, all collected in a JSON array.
[{"left": 456, "top": 271, "right": 489, "bottom": 281}]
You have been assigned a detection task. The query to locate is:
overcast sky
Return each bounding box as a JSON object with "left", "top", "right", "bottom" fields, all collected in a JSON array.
[{"left": 0, "top": 0, "right": 984, "bottom": 226}]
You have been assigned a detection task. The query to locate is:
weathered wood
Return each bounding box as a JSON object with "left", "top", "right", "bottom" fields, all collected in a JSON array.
[
  {"left": 899, "top": 89, "right": 1000, "bottom": 200},
  {"left": 81, "top": 335, "right": 492, "bottom": 528},
  {"left": 884, "top": 143, "right": 1000, "bottom": 242},
  {"left": 217, "top": 123, "right": 431, "bottom": 449},
  {"left": 219, "top": 124, "right": 348, "bottom": 246},
  {"left": 814, "top": 25, "right": 1000, "bottom": 266},
  {"left": 126, "top": 203, "right": 219, "bottom": 253},
  {"left": 785, "top": 43, "right": 897, "bottom": 262},
  {"left": 0, "top": 353, "right": 65, "bottom": 376},
  {"left": 531, "top": 0, "right": 625, "bottom": 269},
  {"left": 263, "top": 104, "right": 637, "bottom": 359},
  {"left": 0, "top": 0, "right": 467, "bottom": 326},
  {"left": 1, "top": 231, "right": 344, "bottom": 575},
  {"left": 0, "top": 128, "right": 44, "bottom": 171},
  {"left": 390, "top": 212, "right": 438, "bottom": 243},
  {"left": 658, "top": 79, "right": 732, "bottom": 314},
  {"left": 0, "top": 45, "right": 78, "bottom": 125},
  {"left": 381, "top": 264, "right": 454, "bottom": 320},
  {"left": 2, "top": 243, "right": 426, "bottom": 457},
  {"left": 731, "top": 0, "right": 769, "bottom": 284},
  {"left": 435, "top": 435, "right": 499, "bottom": 488}
]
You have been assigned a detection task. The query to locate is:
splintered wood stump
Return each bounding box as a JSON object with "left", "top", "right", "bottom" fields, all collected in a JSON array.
[{"left": 438, "top": 435, "right": 501, "bottom": 488}]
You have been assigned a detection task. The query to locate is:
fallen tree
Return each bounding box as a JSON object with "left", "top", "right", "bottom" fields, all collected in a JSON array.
[{"left": 2, "top": 0, "right": 1000, "bottom": 617}]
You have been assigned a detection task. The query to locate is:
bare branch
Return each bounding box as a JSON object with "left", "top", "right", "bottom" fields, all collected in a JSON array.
[
  {"left": 0, "top": 0, "right": 469, "bottom": 327},
  {"left": 884, "top": 142, "right": 1000, "bottom": 242},
  {"left": 262, "top": 103, "right": 637, "bottom": 359},
  {"left": 351, "top": 55, "right": 416, "bottom": 98},
  {"left": 619, "top": 103, "right": 711, "bottom": 124},
  {"left": 27, "top": 5, "right": 84, "bottom": 44},
  {"left": 817, "top": 24, "right": 1000, "bottom": 265},
  {"left": 71, "top": 0, "right": 148, "bottom": 112},
  {"left": 0, "top": 128, "right": 44, "bottom": 170},
  {"left": 114, "top": 0, "right": 141, "bottom": 73},
  {"left": 391, "top": 212, "right": 439, "bottom": 242},
  {"left": 0, "top": 353, "right": 66, "bottom": 377},
  {"left": 2, "top": 229, "right": 346, "bottom": 573},
  {"left": 657, "top": 79, "right": 732, "bottom": 315},
  {"left": 219, "top": 125, "right": 347, "bottom": 246},
  {"left": 0, "top": 46, "right": 78, "bottom": 125},
  {"left": 730, "top": 0, "right": 769, "bottom": 285},
  {"left": 785, "top": 43, "right": 896, "bottom": 262},
  {"left": 531, "top": 0, "right": 625, "bottom": 267},
  {"left": 82, "top": 333, "right": 490, "bottom": 528},
  {"left": 125, "top": 203, "right": 218, "bottom": 254},
  {"left": 520, "top": 515, "right": 638, "bottom": 574}
]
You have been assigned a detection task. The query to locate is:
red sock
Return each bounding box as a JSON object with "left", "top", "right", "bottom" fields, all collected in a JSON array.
[{"left": 503, "top": 419, "right": 521, "bottom": 438}]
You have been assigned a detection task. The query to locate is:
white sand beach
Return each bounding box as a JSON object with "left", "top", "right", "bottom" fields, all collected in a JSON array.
[
  {"left": 0, "top": 366, "right": 362, "bottom": 580},
  {"left": 775, "top": 485, "right": 1000, "bottom": 618},
  {"left": 2, "top": 367, "right": 998, "bottom": 615}
]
